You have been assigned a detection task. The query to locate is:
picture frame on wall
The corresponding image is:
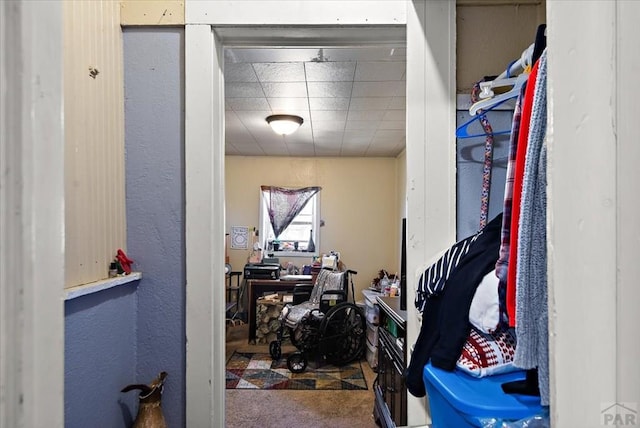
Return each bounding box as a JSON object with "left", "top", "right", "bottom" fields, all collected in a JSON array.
[{"left": 230, "top": 226, "right": 249, "bottom": 250}]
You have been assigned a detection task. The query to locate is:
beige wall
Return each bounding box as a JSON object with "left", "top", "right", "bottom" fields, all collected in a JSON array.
[
  {"left": 456, "top": 1, "right": 546, "bottom": 94},
  {"left": 225, "top": 156, "right": 404, "bottom": 296}
]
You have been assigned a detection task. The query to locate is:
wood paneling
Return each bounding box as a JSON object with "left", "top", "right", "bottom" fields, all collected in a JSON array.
[{"left": 64, "top": 0, "right": 126, "bottom": 287}]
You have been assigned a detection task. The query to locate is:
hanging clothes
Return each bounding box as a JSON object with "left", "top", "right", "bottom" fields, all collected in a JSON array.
[
  {"left": 405, "top": 213, "right": 503, "bottom": 397},
  {"left": 505, "top": 57, "right": 541, "bottom": 327},
  {"left": 495, "top": 83, "right": 526, "bottom": 328},
  {"left": 514, "top": 48, "right": 549, "bottom": 406}
]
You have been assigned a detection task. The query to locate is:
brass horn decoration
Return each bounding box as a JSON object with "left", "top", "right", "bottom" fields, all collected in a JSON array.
[{"left": 121, "top": 371, "right": 168, "bottom": 428}]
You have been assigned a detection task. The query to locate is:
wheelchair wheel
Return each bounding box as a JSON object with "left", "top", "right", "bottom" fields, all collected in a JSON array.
[
  {"left": 287, "top": 351, "right": 308, "bottom": 373},
  {"left": 319, "top": 302, "right": 366, "bottom": 366},
  {"left": 269, "top": 340, "right": 281, "bottom": 360}
]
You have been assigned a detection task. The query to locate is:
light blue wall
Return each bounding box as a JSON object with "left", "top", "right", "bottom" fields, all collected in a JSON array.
[
  {"left": 124, "top": 28, "right": 186, "bottom": 428},
  {"left": 456, "top": 109, "right": 513, "bottom": 239},
  {"left": 65, "top": 283, "right": 139, "bottom": 427}
]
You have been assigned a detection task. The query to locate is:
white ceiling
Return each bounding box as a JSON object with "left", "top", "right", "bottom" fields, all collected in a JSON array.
[{"left": 224, "top": 46, "right": 406, "bottom": 157}]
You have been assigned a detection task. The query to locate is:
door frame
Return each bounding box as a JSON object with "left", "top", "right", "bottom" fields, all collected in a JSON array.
[{"left": 184, "top": 2, "right": 457, "bottom": 426}]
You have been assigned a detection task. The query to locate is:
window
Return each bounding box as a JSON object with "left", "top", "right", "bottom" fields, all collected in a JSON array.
[{"left": 259, "top": 188, "right": 320, "bottom": 257}]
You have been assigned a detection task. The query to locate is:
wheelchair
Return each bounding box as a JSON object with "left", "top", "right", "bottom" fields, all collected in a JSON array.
[{"left": 269, "top": 268, "right": 366, "bottom": 373}]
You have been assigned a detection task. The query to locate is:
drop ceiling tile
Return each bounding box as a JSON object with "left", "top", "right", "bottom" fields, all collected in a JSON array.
[
  {"left": 286, "top": 145, "right": 316, "bottom": 157},
  {"left": 262, "top": 82, "right": 308, "bottom": 98},
  {"left": 313, "top": 129, "right": 344, "bottom": 141},
  {"left": 354, "top": 61, "right": 405, "bottom": 81},
  {"left": 225, "top": 145, "right": 242, "bottom": 155},
  {"left": 234, "top": 110, "right": 273, "bottom": 126},
  {"left": 304, "top": 62, "right": 356, "bottom": 82},
  {"left": 389, "top": 96, "right": 406, "bottom": 109},
  {"left": 383, "top": 110, "right": 406, "bottom": 121},
  {"left": 347, "top": 110, "right": 385, "bottom": 121},
  {"left": 225, "top": 99, "right": 232, "bottom": 110},
  {"left": 311, "top": 110, "right": 347, "bottom": 122},
  {"left": 364, "top": 147, "right": 397, "bottom": 157},
  {"left": 308, "top": 97, "right": 350, "bottom": 111},
  {"left": 314, "top": 147, "right": 342, "bottom": 156},
  {"left": 313, "top": 120, "right": 346, "bottom": 131},
  {"left": 307, "top": 82, "right": 353, "bottom": 98},
  {"left": 227, "top": 98, "right": 271, "bottom": 111},
  {"left": 345, "top": 120, "right": 379, "bottom": 131},
  {"left": 225, "top": 134, "right": 258, "bottom": 146},
  {"left": 253, "top": 62, "right": 306, "bottom": 82},
  {"left": 342, "top": 131, "right": 375, "bottom": 144},
  {"left": 282, "top": 131, "right": 313, "bottom": 145},
  {"left": 225, "top": 82, "right": 264, "bottom": 98},
  {"left": 352, "top": 81, "right": 405, "bottom": 97},
  {"left": 344, "top": 128, "right": 377, "bottom": 138},
  {"left": 268, "top": 97, "right": 309, "bottom": 111},
  {"left": 340, "top": 146, "right": 368, "bottom": 157},
  {"left": 225, "top": 110, "right": 242, "bottom": 125},
  {"left": 372, "top": 129, "right": 405, "bottom": 143},
  {"left": 224, "top": 63, "right": 259, "bottom": 82},
  {"left": 378, "top": 120, "right": 405, "bottom": 130},
  {"left": 231, "top": 141, "right": 264, "bottom": 156},
  {"left": 348, "top": 97, "right": 392, "bottom": 110}
]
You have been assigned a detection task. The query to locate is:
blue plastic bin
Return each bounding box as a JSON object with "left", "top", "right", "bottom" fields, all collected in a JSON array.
[{"left": 423, "top": 362, "right": 542, "bottom": 428}]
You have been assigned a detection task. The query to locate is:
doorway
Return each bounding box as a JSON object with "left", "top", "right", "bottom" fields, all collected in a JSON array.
[
  {"left": 184, "top": 3, "right": 457, "bottom": 427},
  {"left": 223, "top": 42, "right": 407, "bottom": 426}
]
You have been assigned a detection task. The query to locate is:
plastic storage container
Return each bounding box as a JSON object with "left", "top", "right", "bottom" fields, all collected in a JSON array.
[
  {"left": 366, "top": 322, "right": 379, "bottom": 345},
  {"left": 423, "top": 362, "right": 542, "bottom": 428},
  {"left": 366, "top": 337, "right": 378, "bottom": 369}
]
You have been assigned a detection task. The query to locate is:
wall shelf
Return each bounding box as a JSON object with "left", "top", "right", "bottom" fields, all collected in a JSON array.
[{"left": 64, "top": 272, "right": 142, "bottom": 300}]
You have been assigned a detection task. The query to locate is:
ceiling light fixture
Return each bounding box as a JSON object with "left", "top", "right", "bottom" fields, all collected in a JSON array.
[{"left": 266, "top": 114, "right": 304, "bottom": 136}]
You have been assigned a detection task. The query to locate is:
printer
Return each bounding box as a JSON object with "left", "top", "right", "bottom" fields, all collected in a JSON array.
[{"left": 243, "top": 263, "right": 280, "bottom": 280}]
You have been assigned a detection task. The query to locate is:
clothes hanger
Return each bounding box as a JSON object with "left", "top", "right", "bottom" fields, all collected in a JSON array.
[
  {"left": 455, "top": 98, "right": 515, "bottom": 139},
  {"left": 468, "top": 71, "right": 529, "bottom": 117}
]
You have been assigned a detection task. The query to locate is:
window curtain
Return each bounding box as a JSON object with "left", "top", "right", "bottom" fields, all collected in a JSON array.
[{"left": 260, "top": 186, "right": 321, "bottom": 239}]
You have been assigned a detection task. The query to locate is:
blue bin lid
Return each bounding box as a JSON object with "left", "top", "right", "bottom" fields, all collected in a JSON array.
[{"left": 423, "top": 362, "right": 543, "bottom": 421}]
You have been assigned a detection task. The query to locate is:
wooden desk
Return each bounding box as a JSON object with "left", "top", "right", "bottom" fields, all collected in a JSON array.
[{"left": 247, "top": 278, "right": 312, "bottom": 343}]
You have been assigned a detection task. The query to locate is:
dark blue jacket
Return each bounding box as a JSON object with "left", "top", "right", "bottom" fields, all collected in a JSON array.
[{"left": 405, "top": 213, "right": 502, "bottom": 397}]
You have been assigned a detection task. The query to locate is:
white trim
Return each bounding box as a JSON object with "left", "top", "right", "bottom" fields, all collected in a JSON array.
[
  {"left": 0, "top": 1, "right": 64, "bottom": 427},
  {"left": 64, "top": 272, "right": 142, "bottom": 300},
  {"left": 547, "top": 0, "right": 640, "bottom": 425},
  {"left": 185, "top": 24, "right": 227, "bottom": 428},
  {"left": 186, "top": 1, "right": 407, "bottom": 25},
  {"left": 405, "top": 1, "right": 456, "bottom": 425},
  {"left": 615, "top": 0, "right": 640, "bottom": 409},
  {"left": 184, "top": 1, "right": 455, "bottom": 427}
]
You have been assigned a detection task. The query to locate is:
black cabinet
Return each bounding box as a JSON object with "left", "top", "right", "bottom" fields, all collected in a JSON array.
[{"left": 373, "top": 296, "right": 407, "bottom": 428}]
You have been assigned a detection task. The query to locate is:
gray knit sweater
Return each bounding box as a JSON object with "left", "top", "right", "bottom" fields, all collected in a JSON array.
[{"left": 514, "top": 49, "right": 549, "bottom": 406}]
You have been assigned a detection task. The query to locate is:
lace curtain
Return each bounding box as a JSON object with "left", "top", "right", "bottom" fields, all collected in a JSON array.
[{"left": 260, "top": 186, "right": 321, "bottom": 239}]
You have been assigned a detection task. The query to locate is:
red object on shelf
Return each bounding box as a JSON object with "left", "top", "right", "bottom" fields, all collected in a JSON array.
[{"left": 116, "top": 249, "right": 134, "bottom": 274}]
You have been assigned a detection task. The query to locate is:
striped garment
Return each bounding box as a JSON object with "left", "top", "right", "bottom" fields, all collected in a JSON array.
[{"left": 415, "top": 230, "right": 481, "bottom": 313}]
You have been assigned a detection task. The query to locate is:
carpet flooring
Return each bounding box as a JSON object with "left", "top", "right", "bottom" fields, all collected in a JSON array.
[
  {"left": 226, "top": 351, "right": 368, "bottom": 391},
  {"left": 225, "top": 323, "right": 380, "bottom": 428}
]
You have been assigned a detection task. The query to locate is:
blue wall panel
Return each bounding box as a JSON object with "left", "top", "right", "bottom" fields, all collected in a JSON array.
[
  {"left": 65, "top": 283, "right": 139, "bottom": 427},
  {"left": 123, "top": 28, "right": 186, "bottom": 428}
]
